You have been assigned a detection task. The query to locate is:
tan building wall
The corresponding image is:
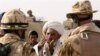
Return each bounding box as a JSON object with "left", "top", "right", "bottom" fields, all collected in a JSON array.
[{"left": 25, "top": 22, "right": 45, "bottom": 41}]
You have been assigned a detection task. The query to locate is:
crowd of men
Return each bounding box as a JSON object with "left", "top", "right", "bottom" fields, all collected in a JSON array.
[{"left": 0, "top": 0, "right": 100, "bottom": 56}]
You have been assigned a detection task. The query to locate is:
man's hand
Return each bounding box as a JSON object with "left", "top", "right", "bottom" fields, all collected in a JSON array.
[
  {"left": 38, "top": 37, "right": 46, "bottom": 49},
  {"left": 48, "top": 40, "right": 55, "bottom": 54}
]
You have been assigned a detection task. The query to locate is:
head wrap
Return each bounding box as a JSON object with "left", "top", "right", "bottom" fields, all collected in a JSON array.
[{"left": 42, "top": 21, "right": 65, "bottom": 36}]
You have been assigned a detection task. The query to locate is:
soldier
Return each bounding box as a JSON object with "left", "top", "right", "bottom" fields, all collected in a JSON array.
[
  {"left": 54, "top": 0, "right": 100, "bottom": 56},
  {"left": 0, "top": 9, "right": 36, "bottom": 56},
  {"left": 27, "top": 10, "right": 36, "bottom": 22}
]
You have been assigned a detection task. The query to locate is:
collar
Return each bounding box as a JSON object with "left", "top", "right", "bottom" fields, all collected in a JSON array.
[{"left": 71, "top": 22, "right": 100, "bottom": 35}]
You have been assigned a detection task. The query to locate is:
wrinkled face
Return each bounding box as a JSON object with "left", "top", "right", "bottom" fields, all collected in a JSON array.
[
  {"left": 45, "top": 28, "right": 61, "bottom": 43},
  {"left": 29, "top": 35, "right": 38, "bottom": 44}
]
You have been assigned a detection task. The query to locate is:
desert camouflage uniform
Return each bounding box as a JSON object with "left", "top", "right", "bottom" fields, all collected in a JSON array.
[
  {"left": 0, "top": 33, "right": 37, "bottom": 56},
  {"left": 54, "top": 23, "right": 100, "bottom": 56}
]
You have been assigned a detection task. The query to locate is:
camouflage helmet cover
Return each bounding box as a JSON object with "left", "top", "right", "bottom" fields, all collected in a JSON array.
[
  {"left": 0, "top": 9, "right": 28, "bottom": 29},
  {"left": 67, "top": 0, "right": 97, "bottom": 18}
]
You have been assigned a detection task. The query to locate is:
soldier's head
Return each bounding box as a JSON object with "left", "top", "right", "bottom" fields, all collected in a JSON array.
[
  {"left": 0, "top": 9, "right": 28, "bottom": 39},
  {"left": 27, "top": 10, "right": 33, "bottom": 17},
  {"left": 42, "top": 21, "right": 64, "bottom": 43},
  {"left": 66, "top": 0, "right": 97, "bottom": 26}
]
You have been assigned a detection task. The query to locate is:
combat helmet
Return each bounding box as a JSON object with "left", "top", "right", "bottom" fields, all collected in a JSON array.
[
  {"left": 0, "top": 9, "right": 28, "bottom": 30},
  {"left": 67, "top": 0, "right": 97, "bottom": 18}
]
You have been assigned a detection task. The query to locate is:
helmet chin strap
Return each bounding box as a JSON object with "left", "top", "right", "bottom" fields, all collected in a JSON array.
[
  {"left": 18, "top": 30, "right": 25, "bottom": 40},
  {"left": 70, "top": 14, "right": 80, "bottom": 26}
]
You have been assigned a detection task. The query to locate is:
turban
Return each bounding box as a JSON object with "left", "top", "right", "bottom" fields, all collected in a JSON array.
[{"left": 42, "top": 21, "right": 65, "bottom": 36}]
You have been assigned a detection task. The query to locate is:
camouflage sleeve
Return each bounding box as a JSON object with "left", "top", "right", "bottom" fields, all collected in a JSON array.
[
  {"left": 54, "top": 33, "right": 81, "bottom": 56},
  {"left": 22, "top": 42, "right": 37, "bottom": 56},
  {"left": 53, "top": 37, "right": 73, "bottom": 56}
]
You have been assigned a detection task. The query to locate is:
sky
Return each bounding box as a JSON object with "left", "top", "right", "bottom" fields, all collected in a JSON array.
[{"left": 0, "top": 0, "right": 99, "bottom": 23}]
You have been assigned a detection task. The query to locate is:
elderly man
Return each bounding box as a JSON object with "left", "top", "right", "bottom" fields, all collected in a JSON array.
[
  {"left": 42, "top": 21, "right": 65, "bottom": 56},
  {"left": 34, "top": 21, "right": 64, "bottom": 56},
  {"left": 43, "top": 21, "right": 64, "bottom": 53},
  {"left": 54, "top": 0, "right": 100, "bottom": 56}
]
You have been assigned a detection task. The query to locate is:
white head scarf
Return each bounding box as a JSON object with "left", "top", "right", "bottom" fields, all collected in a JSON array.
[{"left": 42, "top": 21, "right": 65, "bottom": 36}]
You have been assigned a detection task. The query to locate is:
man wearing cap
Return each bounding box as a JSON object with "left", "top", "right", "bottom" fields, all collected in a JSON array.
[
  {"left": 54, "top": 0, "right": 100, "bottom": 56},
  {"left": 38, "top": 21, "right": 64, "bottom": 56},
  {"left": 0, "top": 9, "right": 36, "bottom": 56}
]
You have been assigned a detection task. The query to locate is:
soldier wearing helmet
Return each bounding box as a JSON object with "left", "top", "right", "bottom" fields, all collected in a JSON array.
[
  {"left": 54, "top": 0, "right": 100, "bottom": 56},
  {"left": 0, "top": 9, "right": 36, "bottom": 56},
  {"left": 27, "top": 10, "right": 36, "bottom": 22}
]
